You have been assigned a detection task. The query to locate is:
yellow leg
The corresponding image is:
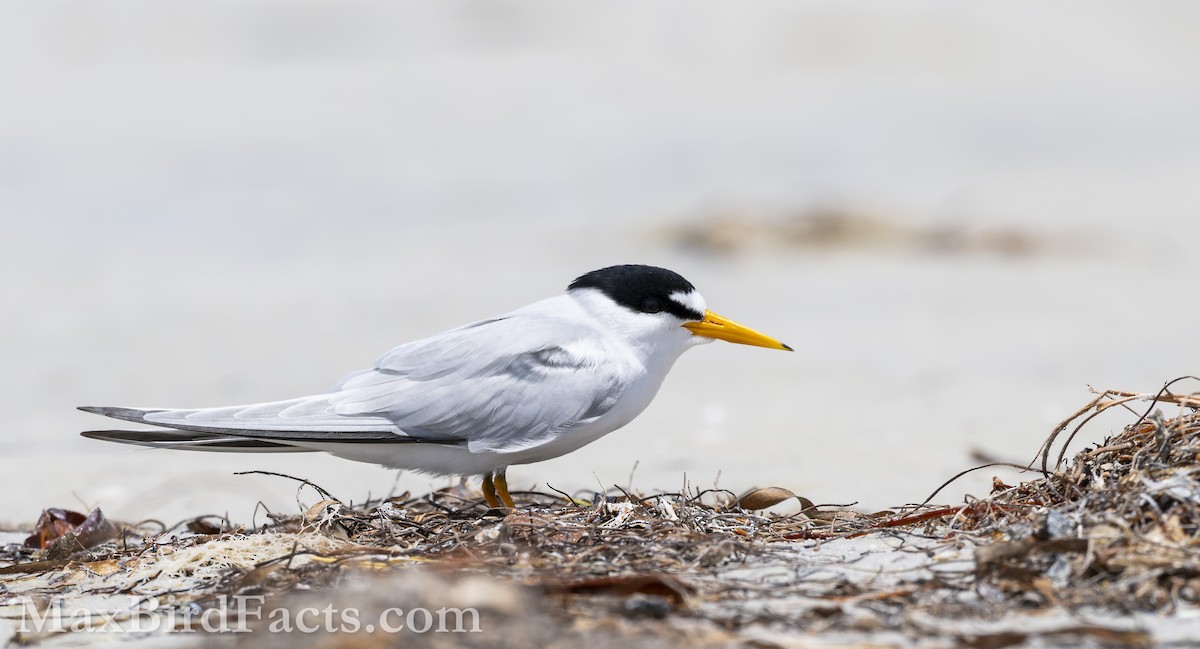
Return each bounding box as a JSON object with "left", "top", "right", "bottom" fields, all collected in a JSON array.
[
  {"left": 493, "top": 469, "right": 515, "bottom": 509},
  {"left": 481, "top": 473, "right": 500, "bottom": 508}
]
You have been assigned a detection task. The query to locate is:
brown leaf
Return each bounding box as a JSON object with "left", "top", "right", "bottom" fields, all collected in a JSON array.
[
  {"left": 23, "top": 508, "right": 87, "bottom": 549},
  {"left": 82, "top": 559, "right": 122, "bottom": 576},
  {"left": 304, "top": 499, "right": 342, "bottom": 521},
  {"left": 737, "top": 487, "right": 803, "bottom": 510},
  {"left": 543, "top": 574, "right": 691, "bottom": 607},
  {"left": 24, "top": 508, "right": 115, "bottom": 552},
  {"left": 186, "top": 518, "right": 223, "bottom": 535},
  {"left": 0, "top": 559, "right": 72, "bottom": 576},
  {"left": 73, "top": 508, "right": 118, "bottom": 548}
]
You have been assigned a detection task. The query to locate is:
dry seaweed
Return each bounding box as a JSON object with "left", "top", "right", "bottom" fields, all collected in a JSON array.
[
  {"left": 663, "top": 206, "right": 1069, "bottom": 258},
  {"left": 954, "top": 383, "right": 1200, "bottom": 611},
  {"left": 4, "top": 384, "right": 1200, "bottom": 647}
]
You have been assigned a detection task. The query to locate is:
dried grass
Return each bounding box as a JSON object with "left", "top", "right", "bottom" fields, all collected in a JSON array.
[{"left": 957, "top": 383, "right": 1200, "bottom": 611}]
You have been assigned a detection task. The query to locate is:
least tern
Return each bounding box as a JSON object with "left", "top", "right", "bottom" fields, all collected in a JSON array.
[{"left": 80, "top": 264, "right": 791, "bottom": 508}]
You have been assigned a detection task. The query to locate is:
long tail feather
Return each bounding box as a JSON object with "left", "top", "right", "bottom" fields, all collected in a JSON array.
[{"left": 80, "top": 429, "right": 314, "bottom": 453}]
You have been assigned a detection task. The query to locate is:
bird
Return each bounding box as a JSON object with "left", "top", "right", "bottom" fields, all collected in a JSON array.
[{"left": 80, "top": 264, "right": 791, "bottom": 509}]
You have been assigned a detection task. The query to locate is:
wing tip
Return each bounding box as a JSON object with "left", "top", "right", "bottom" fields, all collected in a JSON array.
[
  {"left": 78, "top": 405, "right": 160, "bottom": 422},
  {"left": 80, "top": 429, "right": 169, "bottom": 443},
  {"left": 80, "top": 429, "right": 311, "bottom": 452}
]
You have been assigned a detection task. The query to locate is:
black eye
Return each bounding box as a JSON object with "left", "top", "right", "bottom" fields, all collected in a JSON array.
[{"left": 641, "top": 297, "right": 664, "bottom": 314}]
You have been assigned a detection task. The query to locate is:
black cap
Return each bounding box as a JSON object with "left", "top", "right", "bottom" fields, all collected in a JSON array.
[{"left": 568, "top": 265, "right": 704, "bottom": 321}]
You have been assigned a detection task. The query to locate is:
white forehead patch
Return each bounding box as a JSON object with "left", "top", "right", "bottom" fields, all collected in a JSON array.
[{"left": 669, "top": 290, "right": 707, "bottom": 318}]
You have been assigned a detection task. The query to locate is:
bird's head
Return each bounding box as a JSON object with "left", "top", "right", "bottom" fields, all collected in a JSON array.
[{"left": 567, "top": 264, "right": 792, "bottom": 355}]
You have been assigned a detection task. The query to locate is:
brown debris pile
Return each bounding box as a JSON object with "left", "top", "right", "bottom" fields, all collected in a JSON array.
[
  {"left": 956, "top": 386, "right": 1200, "bottom": 611},
  {"left": 664, "top": 205, "right": 1070, "bottom": 257},
  {"left": 0, "top": 486, "right": 904, "bottom": 646},
  {"left": 252, "top": 486, "right": 874, "bottom": 576}
]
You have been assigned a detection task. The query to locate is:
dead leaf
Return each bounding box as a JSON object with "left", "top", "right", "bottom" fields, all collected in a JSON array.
[
  {"left": 0, "top": 559, "right": 72, "bottom": 576},
  {"left": 304, "top": 499, "right": 341, "bottom": 521},
  {"left": 186, "top": 518, "right": 224, "bottom": 535},
  {"left": 24, "top": 507, "right": 117, "bottom": 553},
  {"left": 24, "top": 508, "right": 87, "bottom": 549},
  {"left": 82, "top": 559, "right": 122, "bottom": 576},
  {"left": 737, "top": 487, "right": 808, "bottom": 511},
  {"left": 543, "top": 574, "right": 692, "bottom": 607}
]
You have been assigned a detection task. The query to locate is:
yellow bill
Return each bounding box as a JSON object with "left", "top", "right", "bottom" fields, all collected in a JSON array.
[{"left": 682, "top": 310, "right": 793, "bottom": 351}]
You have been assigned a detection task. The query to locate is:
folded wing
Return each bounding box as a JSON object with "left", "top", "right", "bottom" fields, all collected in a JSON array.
[
  {"left": 332, "top": 312, "right": 630, "bottom": 453},
  {"left": 81, "top": 306, "right": 631, "bottom": 455}
]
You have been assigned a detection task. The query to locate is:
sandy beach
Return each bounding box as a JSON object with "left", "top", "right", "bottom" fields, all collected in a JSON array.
[{"left": 6, "top": 388, "right": 1200, "bottom": 648}]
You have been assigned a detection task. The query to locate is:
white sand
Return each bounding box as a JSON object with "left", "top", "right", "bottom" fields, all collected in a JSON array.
[{"left": 2, "top": 2, "right": 1200, "bottom": 528}]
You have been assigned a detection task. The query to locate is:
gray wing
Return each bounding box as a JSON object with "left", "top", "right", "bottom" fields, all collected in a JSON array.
[
  {"left": 330, "top": 313, "right": 630, "bottom": 453},
  {"left": 83, "top": 308, "right": 630, "bottom": 454}
]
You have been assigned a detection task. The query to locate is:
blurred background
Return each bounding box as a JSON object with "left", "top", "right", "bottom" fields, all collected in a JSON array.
[{"left": 3, "top": 1, "right": 1199, "bottom": 524}]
